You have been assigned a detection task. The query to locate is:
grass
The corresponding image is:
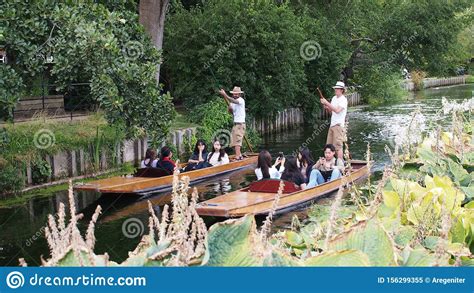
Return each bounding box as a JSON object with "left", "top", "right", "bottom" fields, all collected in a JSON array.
[
  {"left": 465, "top": 75, "right": 474, "bottom": 84},
  {"left": 0, "top": 112, "right": 126, "bottom": 163}
]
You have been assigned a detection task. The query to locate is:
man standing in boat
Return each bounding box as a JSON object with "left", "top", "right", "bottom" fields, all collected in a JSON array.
[
  {"left": 219, "top": 86, "right": 246, "bottom": 160},
  {"left": 319, "top": 81, "right": 348, "bottom": 160}
]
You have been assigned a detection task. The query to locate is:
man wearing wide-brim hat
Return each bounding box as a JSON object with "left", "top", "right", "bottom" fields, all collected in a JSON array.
[
  {"left": 219, "top": 86, "right": 246, "bottom": 160},
  {"left": 319, "top": 81, "right": 348, "bottom": 160}
]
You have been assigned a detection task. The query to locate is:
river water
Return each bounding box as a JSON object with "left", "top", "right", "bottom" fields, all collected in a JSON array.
[{"left": 0, "top": 84, "right": 472, "bottom": 266}]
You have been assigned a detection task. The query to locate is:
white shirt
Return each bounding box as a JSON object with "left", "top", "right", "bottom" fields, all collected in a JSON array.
[
  {"left": 230, "top": 97, "right": 246, "bottom": 123},
  {"left": 141, "top": 159, "right": 157, "bottom": 168},
  {"left": 255, "top": 166, "right": 285, "bottom": 180},
  {"left": 330, "top": 95, "right": 348, "bottom": 127},
  {"left": 208, "top": 152, "right": 229, "bottom": 166}
]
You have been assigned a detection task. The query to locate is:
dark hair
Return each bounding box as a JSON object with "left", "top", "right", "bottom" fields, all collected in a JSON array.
[
  {"left": 323, "top": 144, "right": 336, "bottom": 153},
  {"left": 209, "top": 140, "right": 226, "bottom": 162},
  {"left": 193, "top": 139, "right": 207, "bottom": 155},
  {"left": 257, "top": 150, "right": 272, "bottom": 179},
  {"left": 144, "top": 148, "right": 156, "bottom": 167},
  {"left": 281, "top": 156, "right": 304, "bottom": 185},
  {"left": 160, "top": 146, "right": 172, "bottom": 160},
  {"left": 298, "top": 147, "right": 314, "bottom": 166}
]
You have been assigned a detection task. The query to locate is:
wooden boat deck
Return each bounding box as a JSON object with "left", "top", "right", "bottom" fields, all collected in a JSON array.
[
  {"left": 195, "top": 160, "right": 369, "bottom": 217},
  {"left": 74, "top": 154, "right": 258, "bottom": 195}
]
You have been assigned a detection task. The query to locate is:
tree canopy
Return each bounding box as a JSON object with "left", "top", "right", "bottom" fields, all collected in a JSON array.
[
  {"left": 164, "top": 0, "right": 473, "bottom": 112},
  {"left": 1, "top": 1, "right": 175, "bottom": 142}
]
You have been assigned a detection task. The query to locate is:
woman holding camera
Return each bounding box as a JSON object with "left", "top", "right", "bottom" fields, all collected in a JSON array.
[{"left": 255, "top": 150, "right": 285, "bottom": 180}]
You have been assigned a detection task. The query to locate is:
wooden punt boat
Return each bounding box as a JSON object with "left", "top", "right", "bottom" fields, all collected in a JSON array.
[
  {"left": 195, "top": 160, "right": 369, "bottom": 217},
  {"left": 74, "top": 153, "right": 258, "bottom": 195}
]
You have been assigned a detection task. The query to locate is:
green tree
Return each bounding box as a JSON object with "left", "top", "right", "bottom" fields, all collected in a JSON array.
[
  {"left": 163, "top": 0, "right": 308, "bottom": 121},
  {"left": 1, "top": 1, "right": 175, "bottom": 142}
]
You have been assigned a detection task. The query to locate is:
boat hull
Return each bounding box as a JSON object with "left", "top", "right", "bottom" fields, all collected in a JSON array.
[
  {"left": 74, "top": 155, "right": 258, "bottom": 195},
  {"left": 195, "top": 161, "right": 369, "bottom": 217}
]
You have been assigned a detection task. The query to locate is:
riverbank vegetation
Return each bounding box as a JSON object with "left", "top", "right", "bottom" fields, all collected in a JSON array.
[
  {"left": 20, "top": 99, "right": 473, "bottom": 267},
  {"left": 0, "top": 113, "right": 127, "bottom": 194}
]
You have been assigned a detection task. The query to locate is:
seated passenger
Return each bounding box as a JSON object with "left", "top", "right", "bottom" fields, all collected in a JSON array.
[
  {"left": 184, "top": 139, "right": 208, "bottom": 171},
  {"left": 207, "top": 140, "right": 229, "bottom": 167},
  {"left": 281, "top": 157, "right": 306, "bottom": 190},
  {"left": 156, "top": 146, "right": 176, "bottom": 173},
  {"left": 140, "top": 148, "right": 157, "bottom": 168},
  {"left": 297, "top": 147, "right": 315, "bottom": 184},
  {"left": 255, "top": 150, "right": 285, "bottom": 180},
  {"left": 307, "top": 144, "right": 344, "bottom": 188}
]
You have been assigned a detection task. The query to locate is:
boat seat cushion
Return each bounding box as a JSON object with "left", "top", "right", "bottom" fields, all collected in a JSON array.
[
  {"left": 248, "top": 179, "right": 300, "bottom": 194},
  {"left": 134, "top": 168, "right": 171, "bottom": 178}
]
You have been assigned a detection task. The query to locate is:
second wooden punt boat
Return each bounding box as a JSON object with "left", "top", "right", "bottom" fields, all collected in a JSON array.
[
  {"left": 195, "top": 160, "right": 369, "bottom": 217},
  {"left": 74, "top": 153, "right": 258, "bottom": 195}
]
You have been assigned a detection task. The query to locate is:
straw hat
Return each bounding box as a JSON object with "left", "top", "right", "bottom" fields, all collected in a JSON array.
[
  {"left": 332, "top": 81, "right": 345, "bottom": 89},
  {"left": 229, "top": 86, "right": 244, "bottom": 94}
]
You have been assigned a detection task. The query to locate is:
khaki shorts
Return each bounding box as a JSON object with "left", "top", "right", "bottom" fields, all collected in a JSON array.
[
  {"left": 231, "top": 123, "right": 246, "bottom": 147},
  {"left": 326, "top": 125, "right": 346, "bottom": 151}
]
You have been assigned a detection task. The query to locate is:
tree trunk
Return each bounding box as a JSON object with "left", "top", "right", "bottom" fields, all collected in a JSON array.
[{"left": 139, "top": 0, "right": 170, "bottom": 83}]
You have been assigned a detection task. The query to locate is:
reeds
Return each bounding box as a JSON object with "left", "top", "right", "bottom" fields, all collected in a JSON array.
[{"left": 136, "top": 171, "right": 208, "bottom": 266}]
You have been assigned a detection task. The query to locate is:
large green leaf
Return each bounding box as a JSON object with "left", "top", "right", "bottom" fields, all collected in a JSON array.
[
  {"left": 207, "top": 215, "right": 262, "bottom": 266},
  {"left": 447, "top": 158, "right": 469, "bottom": 183},
  {"left": 460, "top": 185, "right": 474, "bottom": 200},
  {"left": 263, "top": 250, "right": 302, "bottom": 267},
  {"left": 305, "top": 250, "right": 371, "bottom": 266},
  {"left": 401, "top": 247, "right": 440, "bottom": 266},
  {"left": 327, "top": 219, "right": 396, "bottom": 266},
  {"left": 394, "top": 226, "right": 417, "bottom": 247}
]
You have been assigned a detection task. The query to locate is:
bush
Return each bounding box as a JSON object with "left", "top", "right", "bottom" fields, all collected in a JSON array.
[
  {"left": 352, "top": 66, "right": 405, "bottom": 105},
  {"left": 31, "top": 159, "right": 52, "bottom": 184},
  {"left": 194, "top": 98, "right": 233, "bottom": 145},
  {"left": 0, "top": 164, "right": 25, "bottom": 195}
]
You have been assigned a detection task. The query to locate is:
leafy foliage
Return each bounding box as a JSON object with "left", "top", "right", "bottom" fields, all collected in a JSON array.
[
  {"left": 164, "top": 0, "right": 309, "bottom": 118},
  {"left": 2, "top": 1, "right": 175, "bottom": 140}
]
